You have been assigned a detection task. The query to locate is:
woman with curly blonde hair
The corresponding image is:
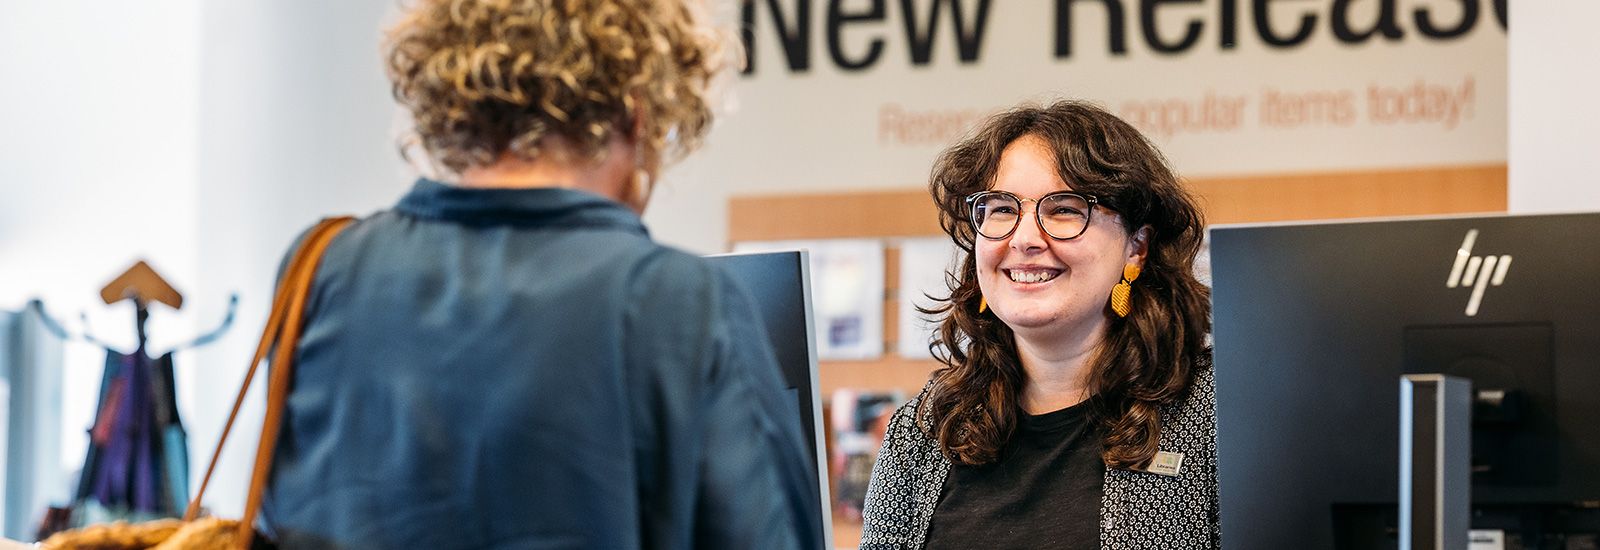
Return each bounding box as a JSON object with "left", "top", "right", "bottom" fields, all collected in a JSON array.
[{"left": 257, "top": 1, "right": 821, "bottom": 549}]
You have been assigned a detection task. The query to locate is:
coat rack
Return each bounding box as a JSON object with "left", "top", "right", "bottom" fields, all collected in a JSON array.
[
  {"left": 28, "top": 259, "right": 237, "bottom": 535},
  {"left": 33, "top": 260, "right": 236, "bottom": 354}
]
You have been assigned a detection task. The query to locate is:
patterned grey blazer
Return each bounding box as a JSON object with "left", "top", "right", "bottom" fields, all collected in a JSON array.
[{"left": 858, "top": 358, "right": 1220, "bottom": 550}]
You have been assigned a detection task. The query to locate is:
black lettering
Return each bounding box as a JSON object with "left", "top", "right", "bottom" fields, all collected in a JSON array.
[
  {"left": 1414, "top": 0, "right": 1479, "bottom": 39},
  {"left": 1492, "top": 0, "right": 1507, "bottom": 30},
  {"left": 1332, "top": 0, "right": 1402, "bottom": 43},
  {"left": 828, "top": 0, "right": 888, "bottom": 70},
  {"left": 1055, "top": 0, "right": 1128, "bottom": 58},
  {"left": 1252, "top": 0, "right": 1317, "bottom": 47},
  {"left": 1220, "top": 0, "right": 1238, "bottom": 48},
  {"left": 899, "top": 0, "right": 993, "bottom": 65},
  {"left": 1140, "top": 0, "right": 1204, "bottom": 54},
  {"left": 742, "top": 0, "right": 813, "bottom": 75}
]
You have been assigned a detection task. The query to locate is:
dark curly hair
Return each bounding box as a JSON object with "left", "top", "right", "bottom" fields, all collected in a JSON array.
[
  {"left": 918, "top": 100, "right": 1211, "bottom": 470},
  {"left": 383, "top": 0, "right": 726, "bottom": 175}
]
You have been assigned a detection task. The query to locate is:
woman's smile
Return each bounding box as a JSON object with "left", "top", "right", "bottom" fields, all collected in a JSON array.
[{"left": 1004, "top": 266, "right": 1064, "bottom": 284}]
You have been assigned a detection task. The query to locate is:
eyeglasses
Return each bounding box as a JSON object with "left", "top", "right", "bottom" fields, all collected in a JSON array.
[{"left": 965, "top": 190, "right": 1098, "bottom": 240}]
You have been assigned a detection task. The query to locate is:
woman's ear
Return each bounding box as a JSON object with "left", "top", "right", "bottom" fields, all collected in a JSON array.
[
  {"left": 630, "top": 109, "right": 647, "bottom": 144},
  {"left": 1127, "top": 225, "right": 1153, "bottom": 266}
]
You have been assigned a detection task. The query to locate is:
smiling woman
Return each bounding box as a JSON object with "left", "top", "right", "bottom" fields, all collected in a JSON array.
[{"left": 858, "top": 100, "right": 1218, "bottom": 550}]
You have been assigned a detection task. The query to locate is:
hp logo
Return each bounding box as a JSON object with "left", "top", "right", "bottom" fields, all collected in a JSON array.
[{"left": 1445, "top": 229, "right": 1512, "bottom": 317}]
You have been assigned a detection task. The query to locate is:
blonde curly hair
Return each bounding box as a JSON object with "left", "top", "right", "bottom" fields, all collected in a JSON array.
[{"left": 384, "top": 0, "right": 725, "bottom": 176}]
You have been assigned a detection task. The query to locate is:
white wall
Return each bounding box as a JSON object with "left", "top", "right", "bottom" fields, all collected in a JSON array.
[
  {"left": 1508, "top": 0, "right": 1600, "bottom": 212},
  {"left": 0, "top": 1, "right": 201, "bottom": 315},
  {"left": 188, "top": 1, "right": 409, "bottom": 516}
]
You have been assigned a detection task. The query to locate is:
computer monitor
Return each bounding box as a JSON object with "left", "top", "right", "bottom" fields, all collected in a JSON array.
[
  {"left": 1209, "top": 212, "right": 1600, "bottom": 549},
  {"left": 705, "top": 250, "right": 833, "bottom": 548}
]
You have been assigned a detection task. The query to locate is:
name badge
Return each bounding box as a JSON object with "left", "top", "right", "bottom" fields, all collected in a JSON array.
[{"left": 1147, "top": 451, "right": 1184, "bottom": 477}]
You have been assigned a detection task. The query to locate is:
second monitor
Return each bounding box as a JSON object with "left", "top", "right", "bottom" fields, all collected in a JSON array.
[{"left": 1209, "top": 212, "right": 1600, "bottom": 549}]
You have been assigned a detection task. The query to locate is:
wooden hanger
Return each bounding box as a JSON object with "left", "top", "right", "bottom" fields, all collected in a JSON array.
[{"left": 100, "top": 260, "right": 183, "bottom": 310}]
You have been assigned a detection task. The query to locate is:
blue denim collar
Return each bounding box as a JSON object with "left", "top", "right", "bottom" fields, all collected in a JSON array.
[{"left": 395, "top": 178, "right": 648, "bottom": 234}]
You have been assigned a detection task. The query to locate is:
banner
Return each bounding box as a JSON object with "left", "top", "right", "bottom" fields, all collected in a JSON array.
[{"left": 649, "top": 0, "right": 1506, "bottom": 252}]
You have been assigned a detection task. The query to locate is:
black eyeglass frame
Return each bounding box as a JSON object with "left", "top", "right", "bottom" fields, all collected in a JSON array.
[{"left": 964, "top": 190, "right": 1100, "bottom": 241}]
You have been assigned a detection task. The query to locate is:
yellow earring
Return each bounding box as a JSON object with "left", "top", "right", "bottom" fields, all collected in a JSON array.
[
  {"left": 978, "top": 296, "right": 988, "bottom": 313},
  {"left": 1110, "top": 263, "right": 1141, "bottom": 318}
]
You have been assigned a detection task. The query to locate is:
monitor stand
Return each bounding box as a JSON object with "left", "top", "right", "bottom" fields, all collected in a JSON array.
[{"left": 1400, "top": 374, "right": 1472, "bottom": 550}]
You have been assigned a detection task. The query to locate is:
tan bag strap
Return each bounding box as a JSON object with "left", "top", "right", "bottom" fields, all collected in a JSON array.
[{"left": 181, "top": 217, "right": 356, "bottom": 549}]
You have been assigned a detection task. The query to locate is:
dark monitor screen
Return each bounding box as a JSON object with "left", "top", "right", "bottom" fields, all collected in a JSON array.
[
  {"left": 706, "top": 250, "right": 832, "bottom": 547},
  {"left": 1209, "top": 212, "right": 1600, "bottom": 549}
]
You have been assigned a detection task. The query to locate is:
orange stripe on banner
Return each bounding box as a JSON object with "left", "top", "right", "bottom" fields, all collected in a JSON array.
[
  {"left": 1188, "top": 163, "right": 1507, "bottom": 224},
  {"left": 728, "top": 190, "right": 943, "bottom": 243}
]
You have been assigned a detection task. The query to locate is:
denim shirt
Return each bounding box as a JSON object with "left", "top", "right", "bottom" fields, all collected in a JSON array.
[{"left": 261, "top": 179, "right": 819, "bottom": 550}]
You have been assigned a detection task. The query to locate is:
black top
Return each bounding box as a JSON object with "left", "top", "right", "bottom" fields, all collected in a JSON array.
[
  {"left": 923, "top": 400, "right": 1105, "bottom": 550},
  {"left": 261, "top": 179, "right": 820, "bottom": 550}
]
